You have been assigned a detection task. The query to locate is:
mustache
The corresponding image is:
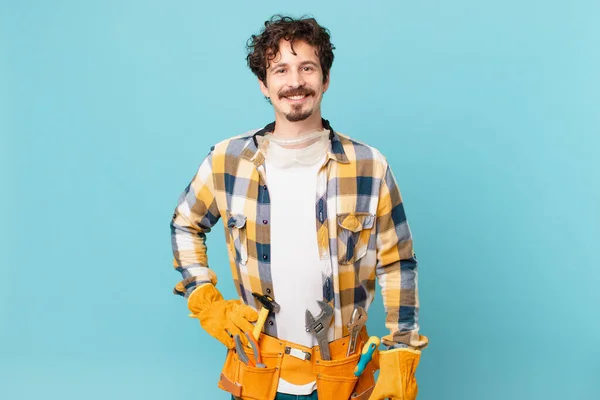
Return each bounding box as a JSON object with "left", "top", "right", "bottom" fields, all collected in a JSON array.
[{"left": 278, "top": 87, "right": 316, "bottom": 99}]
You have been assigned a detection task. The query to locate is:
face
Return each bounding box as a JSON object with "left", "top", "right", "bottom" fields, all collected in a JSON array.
[{"left": 259, "top": 39, "right": 329, "bottom": 123}]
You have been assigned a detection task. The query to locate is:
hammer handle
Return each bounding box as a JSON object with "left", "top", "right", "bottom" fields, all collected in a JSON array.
[{"left": 253, "top": 307, "right": 270, "bottom": 340}]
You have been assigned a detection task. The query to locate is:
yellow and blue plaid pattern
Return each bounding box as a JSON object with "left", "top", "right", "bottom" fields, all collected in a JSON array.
[{"left": 170, "top": 119, "right": 427, "bottom": 349}]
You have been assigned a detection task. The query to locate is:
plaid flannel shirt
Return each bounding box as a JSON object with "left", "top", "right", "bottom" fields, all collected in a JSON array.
[{"left": 170, "top": 119, "right": 427, "bottom": 349}]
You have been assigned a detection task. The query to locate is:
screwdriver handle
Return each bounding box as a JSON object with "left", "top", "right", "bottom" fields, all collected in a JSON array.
[{"left": 354, "top": 336, "right": 380, "bottom": 377}]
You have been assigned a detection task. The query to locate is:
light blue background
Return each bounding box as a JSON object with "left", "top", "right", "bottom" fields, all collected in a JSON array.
[{"left": 1, "top": 1, "right": 599, "bottom": 399}]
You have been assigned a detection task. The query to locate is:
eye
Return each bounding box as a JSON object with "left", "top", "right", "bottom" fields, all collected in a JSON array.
[
  {"left": 275, "top": 68, "right": 286, "bottom": 74},
  {"left": 302, "top": 66, "right": 315, "bottom": 72}
]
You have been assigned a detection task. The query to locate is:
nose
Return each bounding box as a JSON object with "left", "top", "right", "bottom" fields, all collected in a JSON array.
[{"left": 287, "top": 68, "right": 305, "bottom": 88}]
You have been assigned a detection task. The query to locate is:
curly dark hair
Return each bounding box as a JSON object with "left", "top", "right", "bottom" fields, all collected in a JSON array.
[{"left": 246, "top": 15, "right": 335, "bottom": 85}]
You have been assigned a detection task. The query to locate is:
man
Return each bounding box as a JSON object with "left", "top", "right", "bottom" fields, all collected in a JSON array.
[{"left": 170, "top": 15, "right": 428, "bottom": 400}]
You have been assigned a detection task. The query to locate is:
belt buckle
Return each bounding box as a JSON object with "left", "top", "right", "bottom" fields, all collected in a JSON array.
[{"left": 285, "top": 346, "right": 311, "bottom": 361}]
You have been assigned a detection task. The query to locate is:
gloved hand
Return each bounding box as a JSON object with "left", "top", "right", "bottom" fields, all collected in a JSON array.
[
  {"left": 369, "top": 348, "right": 421, "bottom": 400},
  {"left": 188, "top": 283, "right": 258, "bottom": 349}
]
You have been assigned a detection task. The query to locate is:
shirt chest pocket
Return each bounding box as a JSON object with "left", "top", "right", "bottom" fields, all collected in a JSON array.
[
  {"left": 336, "top": 213, "right": 375, "bottom": 265},
  {"left": 226, "top": 213, "right": 248, "bottom": 266}
]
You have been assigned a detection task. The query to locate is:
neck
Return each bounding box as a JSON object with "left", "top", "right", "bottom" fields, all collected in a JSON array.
[{"left": 272, "top": 110, "right": 324, "bottom": 138}]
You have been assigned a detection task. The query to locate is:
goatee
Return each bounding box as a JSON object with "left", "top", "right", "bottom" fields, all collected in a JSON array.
[
  {"left": 279, "top": 86, "right": 316, "bottom": 122},
  {"left": 285, "top": 108, "right": 312, "bottom": 122}
]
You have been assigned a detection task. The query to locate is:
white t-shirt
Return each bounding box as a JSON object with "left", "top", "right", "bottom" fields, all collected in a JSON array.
[{"left": 265, "top": 154, "right": 326, "bottom": 395}]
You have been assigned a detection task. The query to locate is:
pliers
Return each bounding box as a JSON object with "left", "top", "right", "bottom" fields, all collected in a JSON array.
[{"left": 234, "top": 332, "right": 266, "bottom": 368}]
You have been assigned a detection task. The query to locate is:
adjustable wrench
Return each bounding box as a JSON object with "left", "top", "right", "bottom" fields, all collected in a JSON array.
[
  {"left": 305, "top": 301, "right": 334, "bottom": 361},
  {"left": 346, "top": 306, "right": 367, "bottom": 357}
]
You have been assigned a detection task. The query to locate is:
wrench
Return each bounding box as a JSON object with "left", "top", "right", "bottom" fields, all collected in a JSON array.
[
  {"left": 305, "top": 301, "right": 334, "bottom": 361},
  {"left": 346, "top": 306, "right": 367, "bottom": 356}
]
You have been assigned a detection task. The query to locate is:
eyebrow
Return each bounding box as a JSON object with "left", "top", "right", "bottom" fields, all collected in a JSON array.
[{"left": 269, "top": 61, "right": 320, "bottom": 70}]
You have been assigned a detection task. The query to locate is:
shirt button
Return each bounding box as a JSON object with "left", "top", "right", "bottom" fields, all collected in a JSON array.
[
  {"left": 268, "top": 321, "right": 274, "bottom": 326},
  {"left": 262, "top": 254, "right": 268, "bottom": 260},
  {"left": 266, "top": 288, "right": 271, "bottom": 294},
  {"left": 263, "top": 185, "right": 268, "bottom": 190},
  {"left": 262, "top": 219, "right": 268, "bottom": 224}
]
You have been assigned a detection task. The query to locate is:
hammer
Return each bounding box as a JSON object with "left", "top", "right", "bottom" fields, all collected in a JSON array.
[{"left": 252, "top": 292, "right": 280, "bottom": 340}]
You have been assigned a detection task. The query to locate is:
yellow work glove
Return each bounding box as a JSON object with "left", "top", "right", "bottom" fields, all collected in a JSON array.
[
  {"left": 188, "top": 284, "right": 258, "bottom": 349},
  {"left": 369, "top": 348, "right": 421, "bottom": 400}
]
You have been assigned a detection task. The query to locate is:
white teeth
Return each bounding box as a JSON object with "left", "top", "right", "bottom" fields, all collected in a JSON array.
[{"left": 288, "top": 95, "right": 306, "bottom": 100}]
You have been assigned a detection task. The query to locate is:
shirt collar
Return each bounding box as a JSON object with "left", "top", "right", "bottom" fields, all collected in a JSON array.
[{"left": 241, "top": 118, "right": 349, "bottom": 165}]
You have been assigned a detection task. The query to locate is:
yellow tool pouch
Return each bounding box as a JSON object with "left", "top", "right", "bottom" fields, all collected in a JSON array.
[{"left": 218, "top": 327, "right": 378, "bottom": 400}]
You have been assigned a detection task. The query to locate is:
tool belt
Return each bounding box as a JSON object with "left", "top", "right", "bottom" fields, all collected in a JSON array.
[{"left": 218, "top": 326, "right": 378, "bottom": 400}]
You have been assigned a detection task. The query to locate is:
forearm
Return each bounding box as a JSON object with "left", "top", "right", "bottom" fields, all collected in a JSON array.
[
  {"left": 171, "top": 220, "right": 217, "bottom": 297},
  {"left": 170, "top": 150, "right": 221, "bottom": 298},
  {"left": 377, "top": 256, "right": 426, "bottom": 349},
  {"left": 376, "top": 165, "right": 427, "bottom": 350}
]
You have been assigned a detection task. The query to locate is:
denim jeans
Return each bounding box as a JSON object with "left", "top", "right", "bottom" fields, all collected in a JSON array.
[{"left": 232, "top": 391, "right": 317, "bottom": 400}]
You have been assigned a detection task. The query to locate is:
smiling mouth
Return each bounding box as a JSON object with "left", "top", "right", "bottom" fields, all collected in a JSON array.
[{"left": 284, "top": 94, "right": 310, "bottom": 101}]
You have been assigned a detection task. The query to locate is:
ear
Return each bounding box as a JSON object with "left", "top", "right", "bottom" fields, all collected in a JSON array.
[
  {"left": 323, "top": 74, "right": 330, "bottom": 93},
  {"left": 259, "top": 78, "right": 269, "bottom": 98}
]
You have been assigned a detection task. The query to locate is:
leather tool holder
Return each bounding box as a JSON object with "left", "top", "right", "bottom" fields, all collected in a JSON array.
[{"left": 219, "top": 327, "right": 378, "bottom": 400}]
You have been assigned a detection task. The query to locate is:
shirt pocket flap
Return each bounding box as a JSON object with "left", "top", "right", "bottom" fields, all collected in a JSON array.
[{"left": 337, "top": 213, "right": 375, "bottom": 232}]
